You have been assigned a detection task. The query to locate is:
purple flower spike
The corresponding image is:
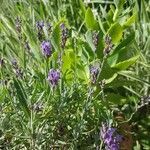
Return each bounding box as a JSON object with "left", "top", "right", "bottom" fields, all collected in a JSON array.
[
  {"left": 100, "top": 123, "right": 122, "bottom": 150},
  {"left": 15, "top": 17, "right": 21, "bottom": 33},
  {"left": 47, "top": 22, "right": 52, "bottom": 31},
  {"left": 47, "top": 69, "right": 60, "bottom": 87},
  {"left": 11, "top": 59, "right": 23, "bottom": 78},
  {"left": 60, "top": 23, "right": 68, "bottom": 49},
  {"left": 104, "top": 34, "right": 113, "bottom": 55},
  {"left": 93, "top": 31, "right": 99, "bottom": 50},
  {"left": 36, "top": 21, "right": 44, "bottom": 30},
  {"left": 0, "top": 58, "right": 4, "bottom": 67},
  {"left": 41, "top": 41, "right": 52, "bottom": 57},
  {"left": 12, "top": 59, "right": 18, "bottom": 69},
  {"left": 90, "top": 65, "right": 99, "bottom": 84}
]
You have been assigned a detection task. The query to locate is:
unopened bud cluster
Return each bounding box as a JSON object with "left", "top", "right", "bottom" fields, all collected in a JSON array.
[
  {"left": 15, "top": 17, "right": 22, "bottom": 33},
  {"left": 0, "top": 58, "right": 4, "bottom": 67},
  {"left": 90, "top": 65, "right": 99, "bottom": 84},
  {"left": 104, "top": 35, "right": 113, "bottom": 55},
  {"left": 92, "top": 31, "right": 99, "bottom": 50},
  {"left": 60, "top": 23, "right": 68, "bottom": 49},
  {"left": 12, "top": 59, "right": 23, "bottom": 78},
  {"left": 15, "top": 17, "right": 22, "bottom": 39},
  {"left": 36, "top": 21, "right": 52, "bottom": 41}
]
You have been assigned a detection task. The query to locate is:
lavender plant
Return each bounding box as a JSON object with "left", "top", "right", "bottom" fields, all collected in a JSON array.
[{"left": 0, "top": 0, "right": 149, "bottom": 149}]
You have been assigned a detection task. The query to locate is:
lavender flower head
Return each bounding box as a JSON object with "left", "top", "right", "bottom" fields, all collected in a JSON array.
[
  {"left": 47, "top": 22, "right": 52, "bottom": 31},
  {"left": 32, "top": 102, "right": 43, "bottom": 112},
  {"left": 47, "top": 69, "right": 60, "bottom": 87},
  {"left": 15, "top": 17, "right": 21, "bottom": 33},
  {"left": 100, "top": 123, "right": 122, "bottom": 150},
  {"left": 92, "top": 31, "right": 99, "bottom": 50},
  {"left": 41, "top": 41, "right": 52, "bottom": 57},
  {"left": 12, "top": 59, "right": 18, "bottom": 69},
  {"left": 0, "top": 58, "right": 4, "bottom": 67},
  {"left": 25, "top": 41, "right": 30, "bottom": 53},
  {"left": 60, "top": 23, "right": 68, "bottom": 49},
  {"left": 90, "top": 65, "right": 99, "bottom": 84},
  {"left": 104, "top": 34, "right": 113, "bottom": 55},
  {"left": 105, "top": 35, "right": 112, "bottom": 45},
  {"left": 36, "top": 21, "right": 44, "bottom": 30},
  {"left": 11, "top": 59, "right": 23, "bottom": 78}
]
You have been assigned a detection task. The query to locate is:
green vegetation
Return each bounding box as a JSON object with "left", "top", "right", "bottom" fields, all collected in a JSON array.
[{"left": 0, "top": 0, "right": 150, "bottom": 149}]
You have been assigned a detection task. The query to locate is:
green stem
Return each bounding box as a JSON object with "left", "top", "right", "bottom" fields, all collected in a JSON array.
[
  {"left": 99, "top": 141, "right": 103, "bottom": 150},
  {"left": 30, "top": 108, "right": 34, "bottom": 149}
]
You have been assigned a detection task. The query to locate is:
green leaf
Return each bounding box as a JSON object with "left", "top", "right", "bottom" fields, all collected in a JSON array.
[
  {"left": 106, "top": 93, "right": 126, "bottom": 104},
  {"left": 62, "top": 49, "right": 78, "bottom": 83},
  {"left": 113, "top": 0, "right": 125, "bottom": 21},
  {"left": 123, "top": 14, "right": 136, "bottom": 29},
  {"left": 79, "top": 0, "right": 86, "bottom": 16},
  {"left": 114, "top": 0, "right": 125, "bottom": 9},
  {"left": 105, "top": 73, "right": 118, "bottom": 84},
  {"left": 85, "top": 30, "right": 95, "bottom": 51},
  {"left": 107, "top": 53, "right": 119, "bottom": 67},
  {"left": 1, "top": 16, "right": 17, "bottom": 37},
  {"left": 97, "top": 16, "right": 106, "bottom": 34},
  {"left": 85, "top": 8, "right": 99, "bottom": 30},
  {"left": 76, "top": 64, "right": 89, "bottom": 84},
  {"left": 85, "top": 30, "right": 104, "bottom": 59},
  {"left": 119, "top": 71, "right": 150, "bottom": 86},
  {"left": 111, "top": 55, "right": 139, "bottom": 70},
  {"left": 108, "top": 32, "right": 135, "bottom": 66},
  {"left": 13, "top": 79, "right": 30, "bottom": 117},
  {"left": 62, "top": 50, "right": 75, "bottom": 72},
  {"left": 106, "top": 79, "right": 135, "bottom": 88},
  {"left": 23, "top": 24, "right": 41, "bottom": 61},
  {"left": 99, "top": 62, "right": 117, "bottom": 81},
  {"left": 51, "top": 22, "right": 61, "bottom": 51},
  {"left": 96, "top": 30, "right": 105, "bottom": 59},
  {"left": 0, "top": 87, "right": 8, "bottom": 102},
  {"left": 107, "top": 22, "right": 123, "bottom": 44},
  {"left": 114, "top": 32, "right": 135, "bottom": 53},
  {"left": 107, "top": 10, "right": 114, "bottom": 23}
]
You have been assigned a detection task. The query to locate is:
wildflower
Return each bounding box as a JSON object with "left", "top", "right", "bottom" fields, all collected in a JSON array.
[
  {"left": 90, "top": 65, "right": 99, "bottom": 84},
  {"left": 15, "top": 17, "right": 21, "bottom": 33},
  {"left": 47, "top": 69, "right": 60, "bottom": 87},
  {"left": 100, "top": 123, "right": 122, "bottom": 150},
  {"left": 36, "top": 21, "right": 45, "bottom": 40},
  {"left": 36, "top": 21, "right": 44, "bottom": 30},
  {"left": 47, "top": 22, "right": 52, "bottom": 32},
  {"left": 12, "top": 59, "right": 18, "bottom": 69},
  {"left": 11, "top": 59, "right": 23, "bottom": 78},
  {"left": 41, "top": 41, "right": 52, "bottom": 57},
  {"left": 0, "top": 58, "right": 4, "bottom": 67},
  {"left": 103, "top": 34, "right": 113, "bottom": 55},
  {"left": 32, "top": 102, "right": 43, "bottom": 112},
  {"left": 0, "top": 79, "right": 7, "bottom": 86},
  {"left": 104, "top": 44, "right": 113, "bottom": 55},
  {"left": 24, "top": 41, "right": 30, "bottom": 53},
  {"left": 15, "top": 68, "right": 23, "bottom": 78},
  {"left": 92, "top": 31, "right": 99, "bottom": 50},
  {"left": 99, "top": 79, "right": 105, "bottom": 89},
  {"left": 105, "top": 35, "right": 112, "bottom": 45},
  {"left": 60, "top": 23, "right": 68, "bottom": 49},
  {"left": 15, "top": 17, "right": 22, "bottom": 39}
]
